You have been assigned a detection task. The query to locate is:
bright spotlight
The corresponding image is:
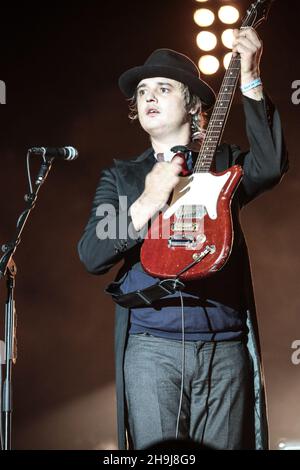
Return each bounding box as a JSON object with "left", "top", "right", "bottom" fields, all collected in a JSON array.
[
  {"left": 278, "top": 440, "right": 300, "bottom": 450},
  {"left": 196, "top": 31, "right": 217, "bottom": 51},
  {"left": 194, "top": 8, "right": 215, "bottom": 27},
  {"left": 223, "top": 52, "right": 232, "bottom": 70},
  {"left": 221, "top": 28, "right": 234, "bottom": 49},
  {"left": 218, "top": 5, "right": 239, "bottom": 24},
  {"left": 198, "top": 55, "right": 220, "bottom": 75}
]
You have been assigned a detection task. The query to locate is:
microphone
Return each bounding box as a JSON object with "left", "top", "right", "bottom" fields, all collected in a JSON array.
[{"left": 29, "top": 146, "right": 79, "bottom": 161}]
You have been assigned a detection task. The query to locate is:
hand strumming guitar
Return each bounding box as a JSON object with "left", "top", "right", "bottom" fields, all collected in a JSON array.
[{"left": 130, "top": 156, "right": 182, "bottom": 231}]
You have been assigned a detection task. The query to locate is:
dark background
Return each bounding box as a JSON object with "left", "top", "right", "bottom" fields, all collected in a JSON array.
[{"left": 0, "top": 0, "right": 299, "bottom": 449}]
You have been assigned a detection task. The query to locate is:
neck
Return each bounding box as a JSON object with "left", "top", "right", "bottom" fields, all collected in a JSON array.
[{"left": 150, "top": 131, "right": 191, "bottom": 155}]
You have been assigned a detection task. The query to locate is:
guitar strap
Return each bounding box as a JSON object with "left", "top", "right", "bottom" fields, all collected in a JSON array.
[
  {"left": 105, "top": 277, "right": 185, "bottom": 308},
  {"left": 105, "top": 243, "right": 214, "bottom": 308}
]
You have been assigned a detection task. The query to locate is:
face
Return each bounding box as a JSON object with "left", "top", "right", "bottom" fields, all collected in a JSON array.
[{"left": 136, "top": 77, "right": 190, "bottom": 139}]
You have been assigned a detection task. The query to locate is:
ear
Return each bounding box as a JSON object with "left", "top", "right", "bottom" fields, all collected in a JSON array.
[{"left": 189, "top": 103, "right": 201, "bottom": 116}]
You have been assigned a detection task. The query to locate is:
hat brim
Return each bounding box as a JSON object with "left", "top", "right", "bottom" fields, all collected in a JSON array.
[{"left": 118, "top": 64, "right": 216, "bottom": 110}]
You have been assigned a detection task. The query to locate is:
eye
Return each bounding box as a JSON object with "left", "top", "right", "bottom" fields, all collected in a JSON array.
[
  {"left": 138, "top": 88, "right": 146, "bottom": 96},
  {"left": 160, "top": 87, "right": 170, "bottom": 94}
]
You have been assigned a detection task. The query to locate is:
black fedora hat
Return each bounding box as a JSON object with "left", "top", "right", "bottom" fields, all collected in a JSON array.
[{"left": 118, "top": 48, "right": 216, "bottom": 110}]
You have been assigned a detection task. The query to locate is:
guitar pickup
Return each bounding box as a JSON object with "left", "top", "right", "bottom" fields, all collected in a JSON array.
[
  {"left": 168, "top": 234, "right": 195, "bottom": 248},
  {"left": 171, "top": 222, "right": 199, "bottom": 232}
]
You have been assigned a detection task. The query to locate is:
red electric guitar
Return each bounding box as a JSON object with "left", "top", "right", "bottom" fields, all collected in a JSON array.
[{"left": 140, "top": 0, "right": 273, "bottom": 281}]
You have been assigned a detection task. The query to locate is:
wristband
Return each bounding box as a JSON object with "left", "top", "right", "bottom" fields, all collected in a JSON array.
[{"left": 240, "top": 77, "right": 262, "bottom": 93}]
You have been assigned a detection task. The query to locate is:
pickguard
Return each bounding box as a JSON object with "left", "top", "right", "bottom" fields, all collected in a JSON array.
[{"left": 163, "top": 172, "right": 231, "bottom": 220}]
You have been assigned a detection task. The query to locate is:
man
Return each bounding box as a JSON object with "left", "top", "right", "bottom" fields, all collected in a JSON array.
[{"left": 78, "top": 28, "right": 288, "bottom": 450}]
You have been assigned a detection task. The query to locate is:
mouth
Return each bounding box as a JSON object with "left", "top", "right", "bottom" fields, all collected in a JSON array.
[{"left": 146, "top": 107, "right": 160, "bottom": 116}]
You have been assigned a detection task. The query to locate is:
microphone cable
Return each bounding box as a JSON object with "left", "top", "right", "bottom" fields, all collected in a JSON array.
[{"left": 175, "top": 291, "right": 185, "bottom": 439}]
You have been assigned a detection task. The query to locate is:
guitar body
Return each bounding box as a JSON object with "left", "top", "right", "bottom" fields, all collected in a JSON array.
[{"left": 140, "top": 165, "right": 243, "bottom": 280}]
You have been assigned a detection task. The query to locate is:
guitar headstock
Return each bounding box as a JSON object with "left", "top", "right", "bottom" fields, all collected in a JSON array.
[{"left": 242, "top": 0, "right": 275, "bottom": 29}]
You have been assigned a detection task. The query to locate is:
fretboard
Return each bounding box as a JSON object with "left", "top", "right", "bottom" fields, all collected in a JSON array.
[{"left": 194, "top": 55, "right": 241, "bottom": 173}]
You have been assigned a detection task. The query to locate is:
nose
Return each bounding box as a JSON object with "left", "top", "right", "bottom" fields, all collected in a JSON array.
[{"left": 146, "top": 91, "right": 157, "bottom": 102}]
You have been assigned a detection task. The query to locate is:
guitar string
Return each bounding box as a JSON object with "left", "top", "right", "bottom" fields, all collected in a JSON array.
[
  {"left": 176, "top": 12, "right": 253, "bottom": 226},
  {"left": 194, "top": 56, "right": 241, "bottom": 173},
  {"left": 172, "top": 7, "right": 261, "bottom": 238},
  {"left": 177, "top": 63, "right": 239, "bottom": 225},
  {"left": 196, "top": 66, "right": 238, "bottom": 170},
  {"left": 194, "top": 8, "right": 254, "bottom": 173}
]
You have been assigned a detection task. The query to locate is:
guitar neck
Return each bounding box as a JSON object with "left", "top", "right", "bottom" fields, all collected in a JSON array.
[
  {"left": 193, "top": 54, "right": 241, "bottom": 173},
  {"left": 193, "top": 0, "right": 274, "bottom": 174}
]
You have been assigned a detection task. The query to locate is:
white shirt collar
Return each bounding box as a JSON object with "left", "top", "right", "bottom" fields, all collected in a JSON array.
[{"left": 154, "top": 148, "right": 177, "bottom": 162}]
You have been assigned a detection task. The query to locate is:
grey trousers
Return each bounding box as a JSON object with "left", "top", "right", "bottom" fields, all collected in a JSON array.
[{"left": 124, "top": 333, "right": 254, "bottom": 450}]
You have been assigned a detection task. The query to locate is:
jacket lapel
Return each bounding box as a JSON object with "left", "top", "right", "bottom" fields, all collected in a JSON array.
[{"left": 113, "top": 148, "right": 156, "bottom": 205}]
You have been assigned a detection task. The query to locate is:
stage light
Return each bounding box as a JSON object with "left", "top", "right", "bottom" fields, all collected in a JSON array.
[
  {"left": 194, "top": 8, "right": 215, "bottom": 27},
  {"left": 218, "top": 5, "right": 239, "bottom": 24},
  {"left": 221, "top": 28, "right": 234, "bottom": 49},
  {"left": 223, "top": 52, "right": 232, "bottom": 70},
  {"left": 278, "top": 440, "right": 300, "bottom": 450},
  {"left": 198, "top": 55, "right": 220, "bottom": 75},
  {"left": 196, "top": 31, "right": 217, "bottom": 51},
  {"left": 192, "top": 2, "right": 239, "bottom": 75}
]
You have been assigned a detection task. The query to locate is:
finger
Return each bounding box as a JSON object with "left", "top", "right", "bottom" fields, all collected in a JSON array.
[
  {"left": 232, "top": 36, "right": 257, "bottom": 52},
  {"left": 170, "top": 158, "right": 184, "bottom": 173},
  {"left": 240, "top": 27, "right": 262, "bottom": 48},
  {"left": 171, "top": 155, "right": 184, "bottom": 165},
  {"left": 235, "top": 36, "right": 259, "bottom": 53},
  {"left": 234, "top": 31, "right": 258, "bottom": 47},
  {"left": 233, "top": 42, "right": 256, "bottom": 57}
]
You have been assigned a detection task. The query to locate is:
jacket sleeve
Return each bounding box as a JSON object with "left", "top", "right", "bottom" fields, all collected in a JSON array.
[
  {"left": 230, "top": 94, "right": 289, "bottom": 206},
  {"left": 78, "top": 166, "right": 143, "bottom": 275}
]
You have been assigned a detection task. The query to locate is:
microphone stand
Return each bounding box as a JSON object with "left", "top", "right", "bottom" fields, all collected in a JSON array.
[{"left": 0, "top": 152, "right": 54, "bottom": 450}]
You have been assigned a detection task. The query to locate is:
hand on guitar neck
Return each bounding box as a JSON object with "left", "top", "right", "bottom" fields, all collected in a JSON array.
[
  {"left": 233, "top": 27, "right": 263, "bottom": 101},
  {"left": 130, "top": 156, "right": 183, "bottom": 232}
]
